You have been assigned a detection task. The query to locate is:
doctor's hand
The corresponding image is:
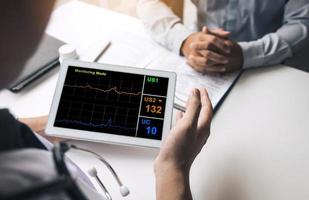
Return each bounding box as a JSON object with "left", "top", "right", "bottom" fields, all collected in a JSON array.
[{"left": 154, "top": 88, "right": 212, "bottom": 200}]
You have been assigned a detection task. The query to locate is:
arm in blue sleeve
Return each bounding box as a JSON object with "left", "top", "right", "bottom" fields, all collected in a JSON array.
[{"left": 239, "top": 0, "right": 309, "bottom": 68}]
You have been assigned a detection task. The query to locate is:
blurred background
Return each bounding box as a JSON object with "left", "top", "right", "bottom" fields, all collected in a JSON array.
[
  {"left": 56, "top": 0, "right": 138, "bottom": 16},
  {"left": 55, "top": 0, "right": 196, "bottom": 25}
]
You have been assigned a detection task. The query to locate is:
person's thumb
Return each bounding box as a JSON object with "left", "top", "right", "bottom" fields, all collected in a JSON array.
[
  {"left": 184, "top": 89, "right": 201, "bottom": 128},
  {"left": 211, "top": 29, "right": 230, "bottom": 38},
  {"left": 202, "top": 26, "right": 230, "bottom": 38},
  {"left": 202, "top": 26, "right": 209, "bottom": 34}
]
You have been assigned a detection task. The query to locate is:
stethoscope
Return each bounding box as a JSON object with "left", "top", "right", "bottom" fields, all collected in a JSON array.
[
  {"left": 2, "top": 142, "right": 129, "bottom": 200},
  {"left": 71, "top": 144, "right": 130, "bottom": 200}
]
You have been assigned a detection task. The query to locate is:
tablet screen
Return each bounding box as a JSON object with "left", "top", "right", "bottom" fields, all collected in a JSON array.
[{"left": 54, "top": 66, "right": 169, "bottom": 140}]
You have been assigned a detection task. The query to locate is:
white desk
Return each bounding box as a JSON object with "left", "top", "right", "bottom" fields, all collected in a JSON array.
[{"left": 1, "top": 1, "right": 309, "bottom": 199}]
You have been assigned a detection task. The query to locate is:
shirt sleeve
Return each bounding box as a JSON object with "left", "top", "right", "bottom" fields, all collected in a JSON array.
[
  {"left": 137, "top": 0, "right": 194, "bottom": 54},
  {"left": 239, "top": 0, "right": 309, "bottom": 69}
]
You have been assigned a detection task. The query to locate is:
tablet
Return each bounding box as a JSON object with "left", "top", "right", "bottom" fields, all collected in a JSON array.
[{"left": 46, "top": 60, "right": 176, "bottom": 148}]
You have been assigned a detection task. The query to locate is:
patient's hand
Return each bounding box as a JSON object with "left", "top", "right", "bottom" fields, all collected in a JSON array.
[
  {"left": 181, "top": 27, "right": 231, "bottom": 74},
  {"left": 19, "top": 116, "right": 62, "bottom": 144},
  {"left": 182, "top": 27, "right": 243, "bottom": 74},
  {"left": 222, "top": 39, "right": 244, "bottom": 73},
  {"left": 154, "top": 88, "right": 212, "bottom": 200}
]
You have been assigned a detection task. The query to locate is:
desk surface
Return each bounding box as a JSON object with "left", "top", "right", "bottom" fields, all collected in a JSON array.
[{"left": 1, "top": 1, "right": 309, "bottom": 199}]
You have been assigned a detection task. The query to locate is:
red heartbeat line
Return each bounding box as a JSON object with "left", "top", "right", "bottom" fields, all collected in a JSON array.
[{"left": 64, "top": 84, "right": 142, "bottom": 96}]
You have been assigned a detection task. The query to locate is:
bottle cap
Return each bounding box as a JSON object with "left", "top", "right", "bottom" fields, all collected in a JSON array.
[{"left": 59, "top": 44, "right": 79, "bottom": 64}]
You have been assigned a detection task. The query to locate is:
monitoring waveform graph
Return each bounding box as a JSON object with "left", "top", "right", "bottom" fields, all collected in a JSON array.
[{"left": 54, "top": 66, "right": 145, "bottom": 136}]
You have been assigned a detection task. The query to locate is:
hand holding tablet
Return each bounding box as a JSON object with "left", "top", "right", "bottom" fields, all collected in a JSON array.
[{"left": 46, "top": 60, "right": 176, "bottom": 148}]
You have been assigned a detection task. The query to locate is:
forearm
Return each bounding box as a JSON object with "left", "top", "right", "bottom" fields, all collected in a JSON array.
[
  {"left": 137, "top": 0, "right": 193, "bottom": 53},
  {"left": 19, "top": 116, "right": 48, "bottom": 133},
  {"left": 155, "top": 161, "right": 192, "bottom": 200},
  {"left": 137, "top": 0, "right": 179, "bottom": 30},
  {"left": 239, "top": 2, "right": 309, "bottom": 68},
  {"left": 238, "top": 33, "right": 293, "bottom": 68},
  {"left": 153, "top": 88, "right": 212, "bottom": 200}
]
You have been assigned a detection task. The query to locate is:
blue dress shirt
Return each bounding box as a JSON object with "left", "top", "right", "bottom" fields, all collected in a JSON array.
[{"left": 138, "top": 0, "right": 309, "bottom": 68}]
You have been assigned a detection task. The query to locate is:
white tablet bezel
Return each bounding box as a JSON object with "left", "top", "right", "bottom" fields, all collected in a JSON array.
[{"left": 46, "top": 59, "right": 176, "bottom": 148}]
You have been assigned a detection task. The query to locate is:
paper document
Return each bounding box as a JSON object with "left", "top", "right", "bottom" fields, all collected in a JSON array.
[
  {"left": 46, "top": 1, "right": 111, "bottom": 63},
  {"left": 144, "top": 51, "right": 241, "bottom": 109},
  {"left": 97, "top": 30, "right": 161, "bottom": 68}
]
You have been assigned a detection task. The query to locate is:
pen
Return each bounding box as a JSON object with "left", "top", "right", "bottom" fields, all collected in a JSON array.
[
  {"left": 173, "top": 103, "right": 186, "bottom": 112},
  {"left": 94, "top": 41, "right": 112, "bottom": 62}
]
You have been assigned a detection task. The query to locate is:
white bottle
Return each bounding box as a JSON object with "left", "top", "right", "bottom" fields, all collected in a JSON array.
[{"left": 58, "top": 44, "right": 79, "bottom": 65}]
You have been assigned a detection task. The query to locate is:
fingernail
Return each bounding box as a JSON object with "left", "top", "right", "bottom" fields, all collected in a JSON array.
[
  {"left": 221, "top": 68, "right": 227, "bottom": 72},
  {"left": 190, "top": 88, "right": 199, "bottom": 97},
  {"left": 190, "top": 89, "right": 196, "bottom": 96},
  {"left": 189, "top": 43, "right": 194, "bottom": 49},
  {"left": 200, "top": 88, "right": 207, "bottom": 98},
  {"left": 223, "top": 59, "right": 228, "bottom": 64},
  {"left": 188, "top": 55, "right": 193, "bottom": 60},
  {"left": 202, "top": 26, "right": 208, "bottom": 33},
  {"left": 192, "top": 88, "right": 201, "bottom": 98}
]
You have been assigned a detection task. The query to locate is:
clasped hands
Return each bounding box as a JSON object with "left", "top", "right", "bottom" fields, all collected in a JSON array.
[{"left": 181, "top": 26, "right": 244, "bottom": 74}]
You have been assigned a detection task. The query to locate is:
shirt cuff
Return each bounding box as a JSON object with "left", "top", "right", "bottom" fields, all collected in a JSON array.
[
  {"left": 166, "top": 23, "right": 194, "bottom": 55},
  {"left": 34, "top": 132, "right": 53, "bottom": 151},
  {"left": 238, "top": 40, "right": 265, "bottom": 69}
]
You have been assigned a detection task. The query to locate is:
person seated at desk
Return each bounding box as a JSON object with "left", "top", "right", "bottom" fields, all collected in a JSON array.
[
  {"left": 137, "top": 0, "right": 309, "bottom": 74},
  {"left": 0, "top": 0, "right": 211, "bottom": 199}
]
